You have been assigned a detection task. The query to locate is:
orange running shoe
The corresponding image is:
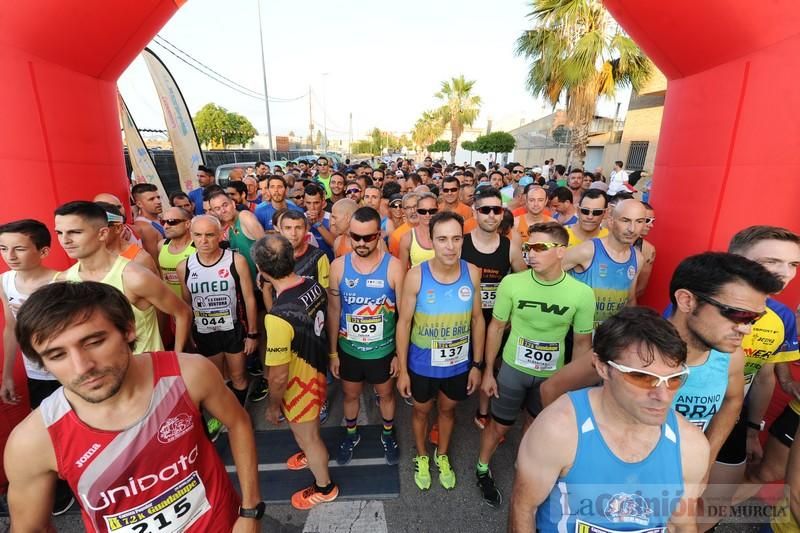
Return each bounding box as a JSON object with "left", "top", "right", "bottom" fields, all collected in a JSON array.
[
  {"left": 286, "top": 451, "right": 308, "bottom": 470},
  {"left": 429, "top": 423, "right": 439, "bottom": 446},
  {"left": 291, "top": 483, "right": 339, "bottom": 510}
]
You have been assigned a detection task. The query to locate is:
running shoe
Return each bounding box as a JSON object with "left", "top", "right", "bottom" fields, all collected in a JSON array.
[
  {"left": 206, "top": 417, "right": 223, "bottom": 443},
  {"left": 474, "top": 411, "right": 490, "bottom": 430},
  {"left": 319, "top": 400, "right": 329, "bottom": 424},
  {"left": 434, "top": 448, "right": 456, "bottom": 490},
  {"left": 290, "top": 483, "right": 339, "bottom": 510},
  {"left": 381, "top": 432, "right": 400, "bottom": 466},
  {"left": 286, "top": 451, "right": 308, "bottom": 470},
  {"left": 476, "top": 469, "right": 502, "bottom": 508},
  {"left": 52, "top": 491, "right": 75, "bottom": 516},
  {"left": 247, "top": 377, "right": 269, "bottom": 403},
  {"left": 336, "top": 433, "right": 361, "bottom": 465},
  {"left": 413, "top": 455, "right": 432, "bottom": 491},
  {"left": 428, "top": 423, "right": 439, "bottom": 446},
  {"left": 246, "top": 356, "right": 263, "bottom": 377}
]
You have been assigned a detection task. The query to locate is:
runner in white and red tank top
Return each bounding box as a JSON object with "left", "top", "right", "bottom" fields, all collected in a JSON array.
[{"left": 5, "top": 281, "right": 265, "bottom": 532}]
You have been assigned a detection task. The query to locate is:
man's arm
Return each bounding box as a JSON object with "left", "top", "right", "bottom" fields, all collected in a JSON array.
[
  {"left": 788, "top": 424, "right": 800, "bottom": 526},
  {"left": 124, "top": 263, "right": 193, "bottom": 352},
  {"left": 561, "top": 241, "right": 592, "bottom": 272},
  {"left": 134, "top": 221, "right": 161, "bottom": 263},
  {"left": 398, "top": 232, "right": 412, "bottom": 272},
  {"left": 509, "top": 238, "right": 527, "bottom": 272},
  {"left": 176, "top": 260, "right": 192, "bottom": 306},
  {"left": 326, "top": 258, "right": 343, "bottom": 378},
  {"left": 467, "top": 264, "right": 486, "bottom": 395},
  {"left": 635, "top": 242, "right": 656, "bottom": 298},
  {"left": 705, "top": 348, "right": 745, "bottom": 464},
  {"left": 234, "top": 254, "right": 259, "bottom": 355},
  {"left": 0, "top": 283, "right": 20, "bottom": 404},
  {"left": 5, "top": 411, "right": 59, "bottom": 531},
  {"left": 539, "top": 356, "right": 599, "bottom": 408},
  {"left": 313, "top": 218, "right": 335, "bottom": 246},
  {"left": 571, "top": 332, "right": 593, "bottom": 362},
  {"left": 395, "top": 267, "right": 420, "bottom": 398},
  {"left": 178, "top": 354, "right": 261, "bottom": 516},
  {"left": 239, "top": 210, "right": 266, "bottom": 241},
  {"left": 626, "top": 249, "right": 644, "bottom": 306},
  {"left": 668, "top": 417, "right": 711, "bottom": 532},
  {"left": 509, "top": 395, "right": 577, "bottom": 533},
  {"left": 263, "top": 314, "right": 292, "bottom": 424},
  {"left": 776, "top": 362, "right": 800, "bottom": 401}
]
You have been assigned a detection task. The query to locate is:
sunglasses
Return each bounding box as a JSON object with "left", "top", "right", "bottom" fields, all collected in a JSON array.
[
  {"left": 476, "top": 206, "right": 503, "bottom": 215},
  {"left": 390, "top": 203, "right": 403, "bottom": 209},
  {"left": 350, "top": 231, "right": 380, "bottom": 243},
  {"left": 318, "top": 162, "right": 329, "bottom": 166},
  {"left": 291, "top": 195, "right": 304, "bottom": 200},
  {"left": 693, "top": 292, "right": 766, "bottom": 325},
  {"left": 579, "top": 207, "right": 606, "bottom": 217},
  {"left": 163, "top": 218, "right": 188, "bottom": 226},
  {"left": 645, "top": 217, "right": 656, "bottom": 224},
  {"left": 522, "top": 241, "right": 564, "bottom": 253},
  {"left": 607, "top": 360, "right": 689, "bottom": 391},
  {"left": 512, "top": 170, "right": 524, "bottom": 174},
  {"left": 442, "top": 187, "right": 459, "bottom": 193},
  {"left": 346, "top": 189, "right": 361, "bottom": 195},
  {"left": 417, "top": 208, "right": 438, "bottom": 216}
]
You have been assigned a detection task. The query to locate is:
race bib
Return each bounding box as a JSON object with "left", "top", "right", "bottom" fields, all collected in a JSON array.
[
  {"left": 515, "top": 338, "right": 559, "bottom": 372},
  {"left": 103, "top": 471, "right": 211, "bottom": 533},
  {"left": 163, "top": 270, "right": 179, "bottom": 284},
  {"left": 346, "top": 314, "right": 383, "bottom": 343},
  {"left": 193, "top": 295, "right": 234, "bottom": 334},
  {"left": 575, "top": 519, "right": 666, "bottom": 533},
  {"left": 431, "top": 335, "right": 470, "bottom": 367},
  {"left": 480, "top": 282, "right": 499, "bottom": 309}
]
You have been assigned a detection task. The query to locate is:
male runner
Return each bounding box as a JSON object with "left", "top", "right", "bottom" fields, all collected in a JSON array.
[
  {"left": 277, "top": 210, "right": 330, "bottom": 288},
  {"left": 208, "top": 190, "right": 265, "bottom": 284},
  {"left": 177, "top": 216, "right": 258, "bottom": 410},
  {"left": 565, "top": 189, "right": 609, "bottom": 246},
  {"left": 325, "top": 172, "right": 346, "bottom": 210},
  {"left": 562, "top": 198, "right": 646, "bottom": 328},
  {"left": 252, "top": 234, "right": 339, "bottom": 510},
  {"left": 254, "top": 175, "right": 303, "bottom": 230},
  {"left": 157, "top": 207, "right": 195, "bottom": 298},
  {"left": 328, "top": 207, "right": 404, "bottom": 466},
  {"left": 314, "top": 156, "right": 333, "bottom": 197},
  {"left": 330, "top": 198, "right": 358, "bottom": 258},
  {"left": 509, "top": 307, "right": 709, "bottom": 532},
  {"left": 388, "top": 192, "right": 420, "bottom": 257},
  {"left": 549, "top": 187, "right": 578, "bottom": 226},
  {"left": 93, "top": 192, "right": 142, "bottom": 248},
  {"left": 396, "top": 211, "right": 485, "bottom": 491},
  {"left": 304, "top": 183, "right": 335, "bottom": 260},
  {"left": 460, "top": 187, "right": 526, "bottom": 431},
  {"left": 54, "top": 201, "right": 191, "bottom": 352},
  {"left": 513, "top": 185, "right": 553, "bottom": 242},
  {"left": 187, "top": 165, "right": 216, "bottom": 215},
  {"left": 95, "top": 202, "right": 159, "bottom": 276},
  {"left": 169, "top": 191, "right": 195, "bottom": 216},
  {"left": 131, "top": 183, "right": 165, "bottom": 261},
  {"left": 440, "top": 177, "right": 473, "bottom": 220},
  {"left": 634, "top": 201, "right": 657, "bottom": 297},
  {"left": 565, "top": 168, "right": 584, "bottom": 205},
  {"left": 363, "top": 185, "right": 381, "bottom": 211},
  {"left": 6, "top": 281, "right": 264, "bottom": 532},
  {"left": 477, "top": 222, "right": 595, "bottom": 508}
]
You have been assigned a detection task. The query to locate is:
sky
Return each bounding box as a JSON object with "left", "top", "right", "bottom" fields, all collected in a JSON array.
[{"left": 118, "top": 0, "right": 631, "bottom": 142}]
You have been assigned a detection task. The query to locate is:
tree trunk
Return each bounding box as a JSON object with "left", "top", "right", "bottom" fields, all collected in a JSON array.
[{"left": 450, "top": 130, "right": 458, "bottom": 164}]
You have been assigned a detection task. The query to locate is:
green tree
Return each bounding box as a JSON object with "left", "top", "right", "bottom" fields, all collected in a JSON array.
[
  {"left": 434, "top": 75, "right": 482, "bottom": 163},
  {"left": 194, "top": 103, "right": 257, "bottom": 148},
  {"left": 551, "top": 124, "right": 572, "bottom": 145},
  {"left": 224, "top": 112, "right": 257, "bottom": 147},
  {"left": 474, "top": 131, "right": 516, "bottom": 159},
  {"left": 351, "top": 139, "right": 375, "bottom": 155},
  {"left": 427, "top": 140, "right": 451, "bottom": 158},
  {"left": 411, "top": 110, "right": 444, "bottom": 154},
  {"left": 516, "top": 0, "right": 651, "bottom": 163}
]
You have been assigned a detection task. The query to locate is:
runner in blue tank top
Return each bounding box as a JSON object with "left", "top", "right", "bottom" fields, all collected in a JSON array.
[
  {"left": 563, "top": 199, "right": 646, "bottom": 327},
  {"left": 396, "top": 211, "right": 485, "bottom": 492},
  {"left": 510, "top": 307, "right": 709, "bottom": 532}
]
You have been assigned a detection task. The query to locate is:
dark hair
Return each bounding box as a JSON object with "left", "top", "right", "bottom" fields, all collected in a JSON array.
[
  {"left": 615, "top": 160, "right": 624, "bottom": 167},
  {"left": 352, "top": 206, "right": 381, "bottom": 227},
  {"left": 202, "top": 185, "right": 224, "bottom": 201},
  {"left": 527, "top": 221, "right": 569, "bottom": 245},
  {"left": 358, "top": 175, "right": 374, "bottom": 188},
  {"left": 16, "top": 281, "right": 136, "bottom": 366},
  {"left": 304, "top": 183, "right": 325, "bottom": 199},
  {"left": 372, "top": 169, "right": 385, "bottom": 178},
  {"left": 206, "top": 190, "right": 230, "bottom": 205},
  {"left": 476, "top": 163, "right": 486, "bottom": 172},
  {"left": 255, "top": 161, "right": 267, "bottom": 168},
  {"left": 170, "top": 191, "right": 192, "bottom": 206},
  {"left": 609, "top": 191, "right": 634, "bottom": 202},
  {"left": 418, "top": 168, "right": 432, "bottom": 179},
  {"left": 550, "top": 186, "right": 573, "bottom": 203},
  {"left": 442, "top": 176, "right": 460, "bottom": 188},
  {"left": 579, "top": 188, "right": 609, "bottom": 207},
  {"left": 267, "top": 175, "right": 287, "bottom": 188},
  {"left": 473, "top": 186, "right": 502, "bottom": 204},
  {"left": 408, "top": 174, "right": 422, "bottom": 186},
  {"left": 728, "top": 226, "right": 800, "bottom": 255},
  {"left": 271, "top": 208, "right": 288, "bottom": 229},
  {"left": 330, "top": 172, "right": 345, "bottom": 180},
  {"left": 382, "top": 181, "right": 401, "bottom": 199},
  {"left": 669, "top": 252, "right": 783, "bottom": 309},
  {"left": 226, "top": 180, "right": 247, "bottom": 195},
  {"left": 554, "top": 164, "right": 566, "bottom": 176},
  {"left": 251, "top": 234, "right": 294, "bottom": 279},
  {"left": 197, "top": 165, "right": 215, "bottom": 176},
  {"left": 499, "top": 208, "right": 515, "bottom": 236},
  {"left": 317, "top": 156, "right": 329, "bottom": 164},
  {"left": 429, "top": 211, "right": 464, "bottom": 237},
  {"left": 0, "top": 219, "right": 51, "bottom": 249},
  {"left": 130, "top": 183, "right": 158, "bottom": 199},
  {"left": 279, "top": 209, "right": 307, "bottom": 227},
  {"left": 54, "top": 201, "right": 107, "bottom": 227},
  {"left": 594, "top": 306, "right": 687, "bottom": 367},
  {"left": 568, "top": 168, "right": 584, "bottom": 176},
  {"left": 489, "top": 170, "right": 504, "bottom": 180}
]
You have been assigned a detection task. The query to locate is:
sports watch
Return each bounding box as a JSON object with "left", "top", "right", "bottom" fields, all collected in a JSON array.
[
  {"left": 239, "top": 501, "right": 266, "bottom": 519},
  {"left": 471, "top": 360, "right": 486, "bottom": 371}
]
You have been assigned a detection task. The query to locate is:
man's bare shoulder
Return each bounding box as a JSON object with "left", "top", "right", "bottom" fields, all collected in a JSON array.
[{"left": 7, "top": 408, "right": 55, "bottom": 470}]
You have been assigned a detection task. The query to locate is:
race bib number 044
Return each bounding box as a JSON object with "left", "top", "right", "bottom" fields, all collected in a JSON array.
[
  {"left": 431, "top": 336, "right": 470, "bottom": 367},
  {"left": 103, "top": 471, "right": 211, "bottom": 533},
  {"left": 345, "top": 314, "right": 383, "bottom": 343},
  {"left": 515, "top": 338, "right": 559, "bottom": 372}
]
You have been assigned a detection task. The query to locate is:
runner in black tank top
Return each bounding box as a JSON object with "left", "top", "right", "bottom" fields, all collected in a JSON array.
[{"left": 461, "top": 234, "right": 511, "bottom": 325}]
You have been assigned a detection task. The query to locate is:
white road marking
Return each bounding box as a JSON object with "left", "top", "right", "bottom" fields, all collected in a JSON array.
[{"left": 302, "top": 500, "right": 388, "bottom": 533}]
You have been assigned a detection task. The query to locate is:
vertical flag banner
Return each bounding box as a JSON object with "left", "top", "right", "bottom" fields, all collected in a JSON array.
[
  {"left": 142, "top": 47, "right": 204, "bottom": 193},
  {"left": 116, "top": 91, "right": 169, "bottom": 204}
]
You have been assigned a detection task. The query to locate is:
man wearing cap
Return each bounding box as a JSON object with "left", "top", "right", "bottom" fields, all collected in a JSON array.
[
  {"left": 385, "top": 193, "right": 406, "bottom": 236},
  {"left": 389, "top": 192, "right": 420, "bottom": 258}
]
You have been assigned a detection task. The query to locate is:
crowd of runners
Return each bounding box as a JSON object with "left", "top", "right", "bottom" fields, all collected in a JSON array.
[{"left": 0, "top": 154, "right": 798, "bottom": 532}]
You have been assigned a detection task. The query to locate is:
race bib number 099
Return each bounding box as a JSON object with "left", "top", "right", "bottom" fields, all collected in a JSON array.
[
  {"left": 431, "top": 336, "right": 470, "bottom": 367},
  {"left": 515, "top": 338, "right": 559, "bottom": 372},
  {"left": 345, "top": 314, "right": 383, "bottom": 343},
  {"left": 103, "top": 471, "right": 211, "bottom": 532}
]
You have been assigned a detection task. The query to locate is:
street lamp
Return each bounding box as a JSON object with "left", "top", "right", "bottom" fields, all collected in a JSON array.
[
  {"left": 321, "top": 72, "right": 329, "bottom": 153},
  {"left": 256, "top": 0, "right": 275, "bottom": 161}
]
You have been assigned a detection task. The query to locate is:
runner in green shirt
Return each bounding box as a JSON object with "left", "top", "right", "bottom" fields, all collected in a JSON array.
[{"left": 474, "top": 221, "right": 595, "bottom": 508}]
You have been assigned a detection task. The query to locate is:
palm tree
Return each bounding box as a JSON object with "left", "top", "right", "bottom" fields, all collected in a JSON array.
[
  {"left": 411, "top": 110, "right": 444, "bottom": 156},
  {"left": 434, "top": 76, "right": 482, "bottom": 163},
  {"left": 516, "top": 0, "right": 652, "bottom": 164}
]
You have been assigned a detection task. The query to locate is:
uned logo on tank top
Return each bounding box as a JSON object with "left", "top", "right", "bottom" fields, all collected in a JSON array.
[{"left": 157, "top": 413, "right": 194, "bottom": 444}]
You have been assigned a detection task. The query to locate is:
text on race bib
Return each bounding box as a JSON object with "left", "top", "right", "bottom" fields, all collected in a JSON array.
[
  {"left": 431, "top": 335, "right": 470, "bottom": 367},
  {"left": 345, "top": 314, "right": 384, "bottom": 343},
  {"left": 480, "top": 282, "right": 499, "bottom": 309},
  {"left": 103, "top": 471, "right": 210, "bottom": 533},
  {"left": 515, "top": 338, "right": 559, "bottom": 372}
]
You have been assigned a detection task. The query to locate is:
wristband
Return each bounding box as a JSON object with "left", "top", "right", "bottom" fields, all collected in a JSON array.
[
  {"left": 246, "top": 332, "right": 259, "bottom": 340},
  {"left": 471, "top": 360, "right": 485, "bottom": 371},
  {"left": 329, "top": 352, "right": 339, "bottom": 359},
  {"left": 746, "top": 420, "right": 765, "bottom": 431}
]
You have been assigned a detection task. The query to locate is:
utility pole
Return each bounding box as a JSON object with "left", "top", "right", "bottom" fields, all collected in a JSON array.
[
  {"left": 256, "top": 0, "right": 275, "bottom": 161},
  {"left": 308, "top": 84, "right": 314, "bottom": 149},
  {"left": 321, "top": 73, "right": 329, "bottom": 153},
  {"left": 348, "top": 112, "right": 353, "bottom": 158}
]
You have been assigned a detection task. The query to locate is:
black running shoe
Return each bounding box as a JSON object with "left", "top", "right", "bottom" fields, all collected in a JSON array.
[
  {"left": 476, "top": 470, "right": 502, "bottom": 508},
  {"left": 248, "top": 377, "right": 269, "bottom": 402}
]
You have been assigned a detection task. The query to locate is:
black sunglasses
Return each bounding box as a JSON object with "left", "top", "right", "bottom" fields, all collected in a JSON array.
[
  {"left": 579, "top": 207, "right": 606, "bottom": 217},
  {"left": 417, "top": 208, "right": 438, "bottom": 216},
  {"left": 693, "top": 292, "right": 766, "bottom": 325},
  {"left": 346, "top": 189, "right": 361, "bottom": 194},
  {"left": 512, "top": 170, "right": 524, "bottom": 174},
  {"left": 442, "top": 188, "right": 459, "bottom": 193},
  {"left": 163, "top": 218, "right": 188, "bottom": 226},
  {"left": 390, "top": 203, "right": 403, "bottom": 208},
  {"left": 350, "top": 231, "right": 380, "bottom": 243},
  {"left": 476, "top": 206, "right": 503, "bottom": 215}
]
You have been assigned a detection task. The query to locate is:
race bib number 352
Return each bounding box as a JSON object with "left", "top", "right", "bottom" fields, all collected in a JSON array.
[
  {"left": 103, "top": 471, "right": 211, "bottom": 533},
  {"left": 431, "top": 336, "right": 470, "bottom": 367},
  {"left": 515, "top": 338, "right": 559, "bottom": 372}
]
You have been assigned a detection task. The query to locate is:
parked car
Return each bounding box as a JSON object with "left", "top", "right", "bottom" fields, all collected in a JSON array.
[{"left": 214, "top": 161, "right": 288, "bottom": 182}]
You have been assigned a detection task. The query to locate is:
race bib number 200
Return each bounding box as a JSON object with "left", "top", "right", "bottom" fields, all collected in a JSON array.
[
  {"left": 515, "top": 338, "right": 559, "bottom": 372},
  {"left": 431, "top": 335, "right": 470, "bottom": 367},
  {"left": 103, "top": 471, "right": 211, "bottom": 533}
]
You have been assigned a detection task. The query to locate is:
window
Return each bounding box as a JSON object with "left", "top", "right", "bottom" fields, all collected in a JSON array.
[{"left": 626, "top": 141, "right": 649, "bottom": 171}]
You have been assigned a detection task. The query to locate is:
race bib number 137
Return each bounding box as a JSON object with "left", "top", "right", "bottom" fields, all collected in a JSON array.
[{"left": 431, "top": 336, "right": 470, "bottom": 367}]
